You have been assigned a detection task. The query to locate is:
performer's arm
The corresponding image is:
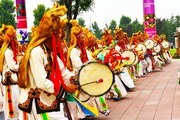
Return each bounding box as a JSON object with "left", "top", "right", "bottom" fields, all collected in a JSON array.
[
  {"left": 57, "top": 56, "right": 78, "bottom": 93},
  {"left": 70, "top": 48, "right": 83, "bottom": 72},
  {"left": 4, "top": 48, "right": 19, "bottom": 72},
  {"left": 30, "top": 47, "right": 54, "bottom": 93}
]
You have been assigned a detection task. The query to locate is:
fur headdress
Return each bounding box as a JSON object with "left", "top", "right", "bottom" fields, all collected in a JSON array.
[
  {"left": 66, "top": 20, "right": 88, "bottom": 71},
  {"left": 18, "top": 3, "right": 68, "bottom": 88},
  {"left": 0, "top": 24, "right": 17, "bottom": 72}
]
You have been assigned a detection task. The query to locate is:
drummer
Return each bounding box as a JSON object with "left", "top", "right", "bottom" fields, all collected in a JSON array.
[
  {"left": 131, "top": 32, "right": 148, "bottom": 77},
  {"left": 113, "top": 30, "right": 135, "bottom": 91},
  {"left": 86, "top": 30, "right": 110, "bottom": 116},
  {"left": 143, "top": 32, "right": 153, "bottom": 73},
  {"left": 67, "top": 20, "right": 100, "bottom": 119},
  {"left": 0, "top": 24, "right": 20, "bottom": 120},
  {"left": 96, "top": 28, "right": 129, "bottom": 100},
  {"left": 152, "top": 34, "right": 163, "bottom": 70},
  {"left": 18, "top": 4, "right": 78, "bottom": 120},
  {"left": 160, "top": 34, "right": 172, "bottom": 64}
]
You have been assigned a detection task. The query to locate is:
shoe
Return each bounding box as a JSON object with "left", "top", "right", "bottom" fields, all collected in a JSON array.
[
  {"left": 100, "top": 110, "right": 110, "bottom": 116},
  {"left": 80, "top": 115, "right": 95, "bottom": 120},
  {"left": 111, "top": 96, "right": 120, "bottom": 101}
]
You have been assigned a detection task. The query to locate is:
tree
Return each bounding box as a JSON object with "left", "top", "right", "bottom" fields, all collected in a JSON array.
[
  {"left": 91, "top": 21, "right": 102, "bottom": 40},
  {"left": 78, "top": 18, "right": 86, "bottom": 27},
  {"left": 119, "top": 15, "right": 131, "bottom": 27},
  {"left": 56, "top": 0, "right": 95, "bottom": 20},
  {"left": 0, "top": 0, "right": 16, "bottom": 28},
  {"left": 109, "top": 20, "right": 117, "bottom": 36},
  {"left": 130, "top": 19, "right": 143, "bottom": 36},
  {"left": 54, "top": 0, "right": 95, "bottom": 45},
  {"left": 33, "top": 4, "right": 49, "bottom": 27},
  {"left": 118, "top": 15, "right": 132, "bottom": 36}
]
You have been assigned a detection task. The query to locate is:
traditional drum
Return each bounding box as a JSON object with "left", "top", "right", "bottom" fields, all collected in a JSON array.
[
  {"left": 144, "top": 39, "right": 155, "bottom": 49},
  {"left": 153, "top": 43, "right": 161, "bottom": 53},
  {"left": 134, "top": 42, "right": 147, "bottom": 55},
  {"left": 120, "top": 50, "right": 136, "bottom": 66},
  {"left": 132, "top": 53, "right": 139, "bottom": 66},
  {"left": 77, "top": 62, "right": 114, "bottom": 97},
  {"left": 161, "top": 40, "right": 170, "bottom": 51}
]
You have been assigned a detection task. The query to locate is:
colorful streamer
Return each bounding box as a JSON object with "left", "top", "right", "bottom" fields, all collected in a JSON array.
[{"left": 71, "top": 95, "right": 99, "bottom": 116}]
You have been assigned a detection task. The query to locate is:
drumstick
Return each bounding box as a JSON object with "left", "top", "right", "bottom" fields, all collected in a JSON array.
[
  {"left": 81, "top": 79, "right": 103, "bottom": 87},
  {"left": 147, "top": 41, "right": 151, "bottom": 47}
]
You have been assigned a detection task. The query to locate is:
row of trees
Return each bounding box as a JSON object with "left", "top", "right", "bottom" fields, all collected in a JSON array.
[{"left": 0, "top": 0, "right": 179, "bottom": 45}]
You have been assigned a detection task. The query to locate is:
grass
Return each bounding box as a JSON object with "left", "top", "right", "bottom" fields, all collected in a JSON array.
[
  {"left": 169, "top": 48, "right": 176, "bottom": 56},
  {"left": 169, "top": 48, "right": 180, "bottom": 59}
]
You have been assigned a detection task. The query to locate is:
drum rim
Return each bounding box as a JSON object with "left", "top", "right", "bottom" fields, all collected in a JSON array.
[
  {"left": 153, "top": 43, "right": 161, "bottom": 53},
  {"left": 161, "top": 40, "right": 170, "bottom": 49},
  {"left": 132, "top": 53, "right": 139, "bottom": 66},
  {"left": 144, "top": 39, "right": 155, "bottom": 49},
  {"left": 121, "top": 50, "right": 136, "bottom": 66},
  {"left": 134, "top": 42, "right": 147, "bottom": 55},
  {"left": 77, "top": 61, "right": 115, "bottom": 97}
]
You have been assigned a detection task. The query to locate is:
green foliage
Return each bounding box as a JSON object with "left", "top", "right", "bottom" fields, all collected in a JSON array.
[
  {"left": 130, "top": 19, "right": 143, "bottom": 36},
  {"left": 119, "top": 15, "right": 131, "bottom": 27},
  {"left": 156, "top": 15, "right": 180, "bottom": 44},
  {"left": 78, "top": 18, "right": 86, "bottom": 27},
  {"left": 56, "top": 0, "right": 95, "bottom": 19},
  {"left": 109, "top": 20, "right": 117, "bottom": 36},
  {"left": 91, "top": 21, "right": 102, "bottom": 39},
  {"left": 0, "top": 0, "right": 16, "bottom": 28},
  {"left": 33, "top": 4, "right": 49, "bottom": 27},
  {"left": 118, "top": 15, "right": 132, "bottom": 36}
]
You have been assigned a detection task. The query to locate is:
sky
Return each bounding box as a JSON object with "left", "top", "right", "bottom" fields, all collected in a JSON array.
[{"left": 23, "top": 0, "right": 180, "bottom": 32}]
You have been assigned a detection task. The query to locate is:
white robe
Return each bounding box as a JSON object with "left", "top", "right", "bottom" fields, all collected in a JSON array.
[
  {"left": 118, "top": 67, "right": 135, "bottom": 89},
  {"left": 19, "top": 46, "right": 74, "bottom": 120},
  {"left": 2, "top": 48, "right": 19, "bottom": 120},
  {"left": 70, "top": 48, "right": 99, "bottom": 119},
  {"left": 145, "top": 56, "right": 153, "bottom": 72}
]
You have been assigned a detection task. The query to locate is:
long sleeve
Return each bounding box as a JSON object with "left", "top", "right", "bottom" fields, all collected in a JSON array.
[
  {"left": 70, "top": 48, "right": 83, "bottom": 74},
  {"left": 57, "top": 56, "right": 75, "bottom": 84},
  {"left": 29, "top": 47, "right": 54, "bottom": 93},
  {"left": 4, "top": 48, "right": 19, "bottom": 71}
]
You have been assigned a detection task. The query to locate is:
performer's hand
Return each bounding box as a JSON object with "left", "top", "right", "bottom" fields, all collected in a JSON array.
[
  {"left": 69, "top": 75, "right": 77, "bottom": 84},
  {"left": 65, "top": 84, "right": 79, "bottom": 93}
]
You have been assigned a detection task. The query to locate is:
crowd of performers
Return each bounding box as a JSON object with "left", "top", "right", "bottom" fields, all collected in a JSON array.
[{"left": 0, "top": 3, "right": 172, "bottom": 120}]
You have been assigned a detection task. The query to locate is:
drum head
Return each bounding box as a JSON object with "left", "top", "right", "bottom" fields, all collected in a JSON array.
[
  {"left": 121, "top": 50, "right": 136, "bottom": 66},
  {"left": 144, "top": 39, "right": 155, "bottom": 49},
  {"left": 154, "top": 43, "right": 161, "bottom": 53},
  {"left": 161, "top": 40, "right": 170, "bottom": 50},
  {"left": 78, "top": 62, "right": 114, "bottom": 97},
  {"left": 134, "top": 43, "right": 147, "bottom": 55},
  {"left": 132, "top": 53, "right": 139, "bottom": 66}
]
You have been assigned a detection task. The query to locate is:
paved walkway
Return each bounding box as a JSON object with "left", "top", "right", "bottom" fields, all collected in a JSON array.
[
  {"left": 72, "top": 59, "right": 180, "bottom": 120},
  {"left": 0, "top": 59, "right": 180, "bottom": 120}
]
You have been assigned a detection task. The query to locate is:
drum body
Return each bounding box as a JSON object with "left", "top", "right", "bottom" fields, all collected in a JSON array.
[
  {"left": 120, "top": 50, "right": 137, "bottom": 66},
  {"left": 161, "top": 40, "right": 170, "bottom": 51},
  {"left": 134, "top": 42, "right": 147, "bottom": 55},
  {"left": 78, "top": 62, "right": 114, "bottom": 97},
  {"left": 144, "top": 39, "right": 155, "bottom": 49},
  {"left": 154, "top": 43, "right": 161, "bottom": 53},
  {"left": 132, "top": 53, "right": 139, "bottom": 66}
]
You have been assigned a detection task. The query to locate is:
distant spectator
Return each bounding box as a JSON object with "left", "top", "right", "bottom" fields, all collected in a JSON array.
[{"left": 170, "top": 42, "right": 173, "bottom": 49}]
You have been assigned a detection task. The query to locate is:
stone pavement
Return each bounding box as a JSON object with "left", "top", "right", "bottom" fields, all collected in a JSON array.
[
  {"left": 72, "top": 59, "right": 180, "bottom": 120},
  {"left": 0, "top": 59, "right": 180, "bottom": 120}
]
